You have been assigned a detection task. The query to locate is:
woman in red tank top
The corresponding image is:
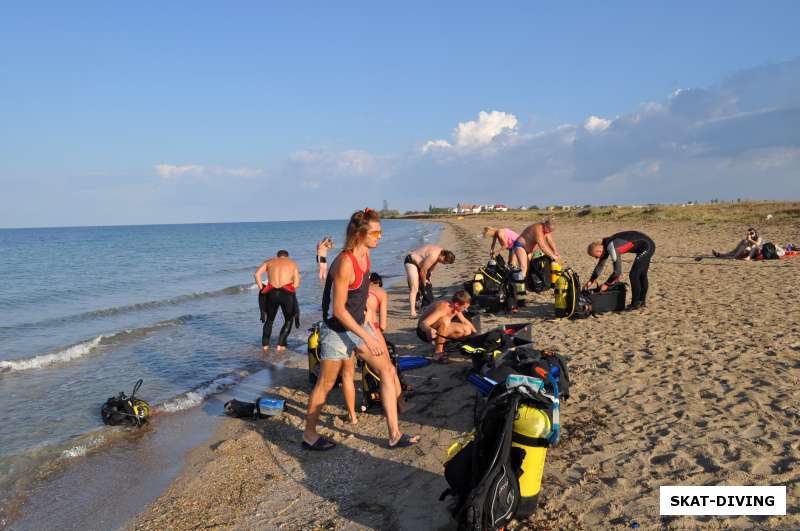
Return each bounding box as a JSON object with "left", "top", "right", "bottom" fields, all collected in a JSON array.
[{"left": 303, "top": 209, "right": 419, "bottom": 451}]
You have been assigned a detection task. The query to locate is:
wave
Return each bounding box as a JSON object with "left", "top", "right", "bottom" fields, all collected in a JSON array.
[
  {"left": 0, "top": 283, "right": 256, "bottom": 335},
  {"left": 157, "top": 369, "right": 253, "bottom": 413},
  {"left": 60, "top": 433, "right": 107, "bottom": 460},
  {"left": 0, "top": 315, "right": 193, "bottom": 374}
]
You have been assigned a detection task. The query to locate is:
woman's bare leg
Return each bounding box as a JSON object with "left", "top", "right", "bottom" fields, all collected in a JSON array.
[
  {"left": 303, "top": 359, "right": 343, "bottom": 443},
  {"left": 339, "top": 356, "right": 358, "bottom": 424},
  {"left": 356, "top": 343, "right": 414, "bottom": 445},
  {"left": 405, "top": 263, "right": 419, "bottom": 317}
]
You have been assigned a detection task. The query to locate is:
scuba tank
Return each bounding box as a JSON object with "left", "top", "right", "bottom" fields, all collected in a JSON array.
[
  {"left": 307, "top": 322, "right": 321, "bottom": 384},
  {"left": 512, "top": 404, "right": 552, "bottom": 514},
  {"left": 553, "top": 271, "right": 569, "bottom": 317},
  {"left": 511, "top": 266, "right": 527, "bottom": 305},
  {"left": 550, "top": 261, "right": 562, "bottom": 285},
  {"left": 472, "top": 272, "right": 485, "bottom": 296}
]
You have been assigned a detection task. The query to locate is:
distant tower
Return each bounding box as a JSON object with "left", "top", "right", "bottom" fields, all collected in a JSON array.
[{"left": 382, "top": 199, "right": 388, "bottom": 212}]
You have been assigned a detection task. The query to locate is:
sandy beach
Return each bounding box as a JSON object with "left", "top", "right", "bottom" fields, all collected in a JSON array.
[{"left": 132, "top": 215, "right": 799, "bottom": 530}]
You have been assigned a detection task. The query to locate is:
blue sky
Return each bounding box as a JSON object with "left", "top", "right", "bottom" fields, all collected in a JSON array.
[{"left": 1, "top": 1, "right": 799, "bottom": 227}]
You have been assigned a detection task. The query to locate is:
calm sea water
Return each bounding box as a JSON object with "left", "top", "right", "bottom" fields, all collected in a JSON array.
[{"left": 0, "top": 219, "right": 438, "bottom": 493}]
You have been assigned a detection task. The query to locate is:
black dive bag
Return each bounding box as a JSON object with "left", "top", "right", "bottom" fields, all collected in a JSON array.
[
  {"left": 526, "top": 255, "right": 553, "bottom": 293},
  {"left": 588, "top": 283, "right": 627, "bottom": 313},
  {"left": 760, "top": 242, "right": 779, "bottom": 260}
]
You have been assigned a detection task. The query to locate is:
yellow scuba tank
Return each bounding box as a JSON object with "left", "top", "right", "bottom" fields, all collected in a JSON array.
[
  {"left": 472, "top": 273, "right": 485, "bottom": 295},
  {"left": 307, "top": 322, "right": 321, "bottom": 384},
  {"left": 512, "top": 404, "right": 552, "bottom": 513},
  {"left": 553, "top": 272, "right": 568, "bottom": 314},
  {"left": 131, "top": 399, "right": 151, "bottom": 420},
  {"left": 550, "top": 261, "right": 562, "bottom": 285}
]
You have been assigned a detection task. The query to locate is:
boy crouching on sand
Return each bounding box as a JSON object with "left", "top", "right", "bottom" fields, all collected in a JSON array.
[{"left": 416, "top": 290, "right": 476, "bottom": 364}]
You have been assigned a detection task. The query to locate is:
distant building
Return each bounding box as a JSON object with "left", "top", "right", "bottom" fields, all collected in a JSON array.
[
  {"left": 456, "top": 203, "right": 482, "bottom": 214},
  {"left": 494, "top": 204, "right": 508, "bottom": 212}
]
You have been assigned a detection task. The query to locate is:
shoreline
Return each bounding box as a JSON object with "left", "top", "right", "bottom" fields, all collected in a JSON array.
[{"left": 17, "top": 215, "right": 795, "bottom": 529}]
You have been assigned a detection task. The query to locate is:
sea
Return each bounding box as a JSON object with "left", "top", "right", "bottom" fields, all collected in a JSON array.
[{"left": 0, "top": 219, "right": 438, "bottom": 523}]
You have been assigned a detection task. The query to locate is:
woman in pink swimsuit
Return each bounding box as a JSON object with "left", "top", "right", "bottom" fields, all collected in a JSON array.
[{"left": 483, "top": 226, "right": 520, "bottom": 262}]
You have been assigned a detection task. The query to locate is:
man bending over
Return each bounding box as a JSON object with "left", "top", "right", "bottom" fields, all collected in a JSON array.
[{"left": 416, "top": 290, "right": 476, "bottom": 364}]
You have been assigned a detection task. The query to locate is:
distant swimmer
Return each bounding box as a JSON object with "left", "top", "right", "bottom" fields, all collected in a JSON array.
[
  {"left": 584, "top": 230, "right": 655, "bottom": 311},
  {"left": 303, "top": 209, "right": 417, "bottom": 451},
  {"left": 483, "top": 226, "right": 519, "bottom": 261},
  {"left": 316, "top": 236, "right": 335, "bottom": 283},
  {"left": 404, "top": 244, "right": 455, "bottom": 318},
  {"left": 510, "top": 220, "right": 560, "bottom": 278},
  {"left": 416, "top": 290, "right": 476, "bottom": 364},
  {"left": 254, "top": 250, "right": 301, "bottom": 352}
]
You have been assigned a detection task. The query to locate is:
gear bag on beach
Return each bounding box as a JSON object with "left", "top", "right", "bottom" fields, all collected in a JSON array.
[
  {"left": 101, "top": 379, "right": 151, "bottom": 427},
  {"left": 526, "top": 255, "right": 553, "bottom": 293},
  {"left": 360, "top": 340, "right": 412, "bottom": 411},
  {"left": 224, "top": 397, "right": 285, "bottom": 419},
  {"left": 588, "top": 283, "right": 627, "bottom": 313},
  {"left": 442, "top": 359, "right": 561, "bottom": 529},
  {"left": 464, "top": 256, "right": 514, "bottom": 313},
  {"left": 760, "top": 242, "right": 779, "bottom": 260}
]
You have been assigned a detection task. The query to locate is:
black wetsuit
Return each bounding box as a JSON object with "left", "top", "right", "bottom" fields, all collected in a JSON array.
[
  {"left": 259, "top": 285, "right": 299, "bottom": 347},
  {"left": 590, "top": 231, "right": 655, "bottom": 306}
]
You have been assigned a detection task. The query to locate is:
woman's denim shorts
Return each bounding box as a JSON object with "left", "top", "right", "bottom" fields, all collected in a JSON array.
[{"left": 319, "top": 322, "right": 375, "bottom": 361}]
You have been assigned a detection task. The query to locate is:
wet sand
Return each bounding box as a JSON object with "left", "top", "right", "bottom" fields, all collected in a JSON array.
[{"left": 132, "top": 217, "right": 799, "bottom": 530}]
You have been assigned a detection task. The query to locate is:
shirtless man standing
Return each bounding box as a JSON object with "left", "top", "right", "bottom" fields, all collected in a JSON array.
[
  {"left": 404, "top": 244, "right": 455, "bottom": 317},
  {"left": 416, "top": 290, "right": 476, "bottom": 363},
  {"left": 254, "top": 250, "right": 301, "bottom": 352},
  {"left": 511, "top": 220, "right": 561, "bottom": 278}
]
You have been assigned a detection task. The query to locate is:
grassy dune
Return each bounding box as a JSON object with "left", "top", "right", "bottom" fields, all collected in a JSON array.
[{"left": 401, "top": 201, "right": 800, "bottom": 224}]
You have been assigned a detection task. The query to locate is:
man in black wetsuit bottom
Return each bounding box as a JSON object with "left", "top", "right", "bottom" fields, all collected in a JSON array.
[{"left": 584, "top": 230, "right": 655, "bottom": 311}]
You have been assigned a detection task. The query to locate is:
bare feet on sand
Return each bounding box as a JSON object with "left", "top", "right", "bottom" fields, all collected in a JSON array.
[
  {"left": 262, "top": 345, "right": 269, "bottom": 353},
  {"left": 276, "top": 345, "right": 286, "bottom": 351}
]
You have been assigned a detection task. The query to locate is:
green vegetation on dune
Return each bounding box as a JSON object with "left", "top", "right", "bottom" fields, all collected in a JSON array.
[{"left": 400, "top": 201, "right": 800, "bottom": 224}]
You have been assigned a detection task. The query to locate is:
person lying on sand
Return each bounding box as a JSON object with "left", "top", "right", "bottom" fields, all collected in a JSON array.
[
  {"left": 404, "top": 244, "right": 455, "bottom": 318},
  {"left": 254, "top": 250, "right": 300, "bottom": 352},
  {"left": 416, "top": 290, "right": 476, "bottom": 364},
  {"left": 712, "top": 228, "right": 762, "bottom": 260},
  {"left": 303, "top": 209, "right": 418, "bottom": 451},
  {"left": 584, "top": 231, "right": 655, "bottom": 311}
]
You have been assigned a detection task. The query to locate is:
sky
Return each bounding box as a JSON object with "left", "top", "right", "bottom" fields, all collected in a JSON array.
[{"left": 1, "top": 1, "right": 799, "bottom": 227}]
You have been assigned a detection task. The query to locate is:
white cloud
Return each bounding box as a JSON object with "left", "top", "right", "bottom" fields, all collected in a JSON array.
[
  {"left": 422, "top": 110, "right": 519, "bottom": 152},
  {"left": 453, "top": 110, "right": 518, "bottom": 148},
  {"left": 155, "top": 164, "right": 266, "bottom": 181},
  {"left": 584, "top": 115, "right": 612, "bottom": 134},
  {"left": 288, "top": 148, "right": 389, "bottom": 179},
  {"left": 155, "top": 164, "right": 206, "bottom": 180},
  {"left": 421, "top": 139, "right": 452, "bottom": 153}
]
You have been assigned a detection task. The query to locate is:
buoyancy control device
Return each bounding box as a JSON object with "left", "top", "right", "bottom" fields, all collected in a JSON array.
[{"left": 101, "top": 379, "right": 151, "bottom": 427}]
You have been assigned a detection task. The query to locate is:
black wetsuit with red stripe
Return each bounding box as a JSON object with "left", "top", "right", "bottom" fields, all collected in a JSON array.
[
  {"left": 321, "top": 251, "right": 370, "bottom": 332},
  {"left": 590, "top": 231, "right": 655, "bottom": 305}
]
